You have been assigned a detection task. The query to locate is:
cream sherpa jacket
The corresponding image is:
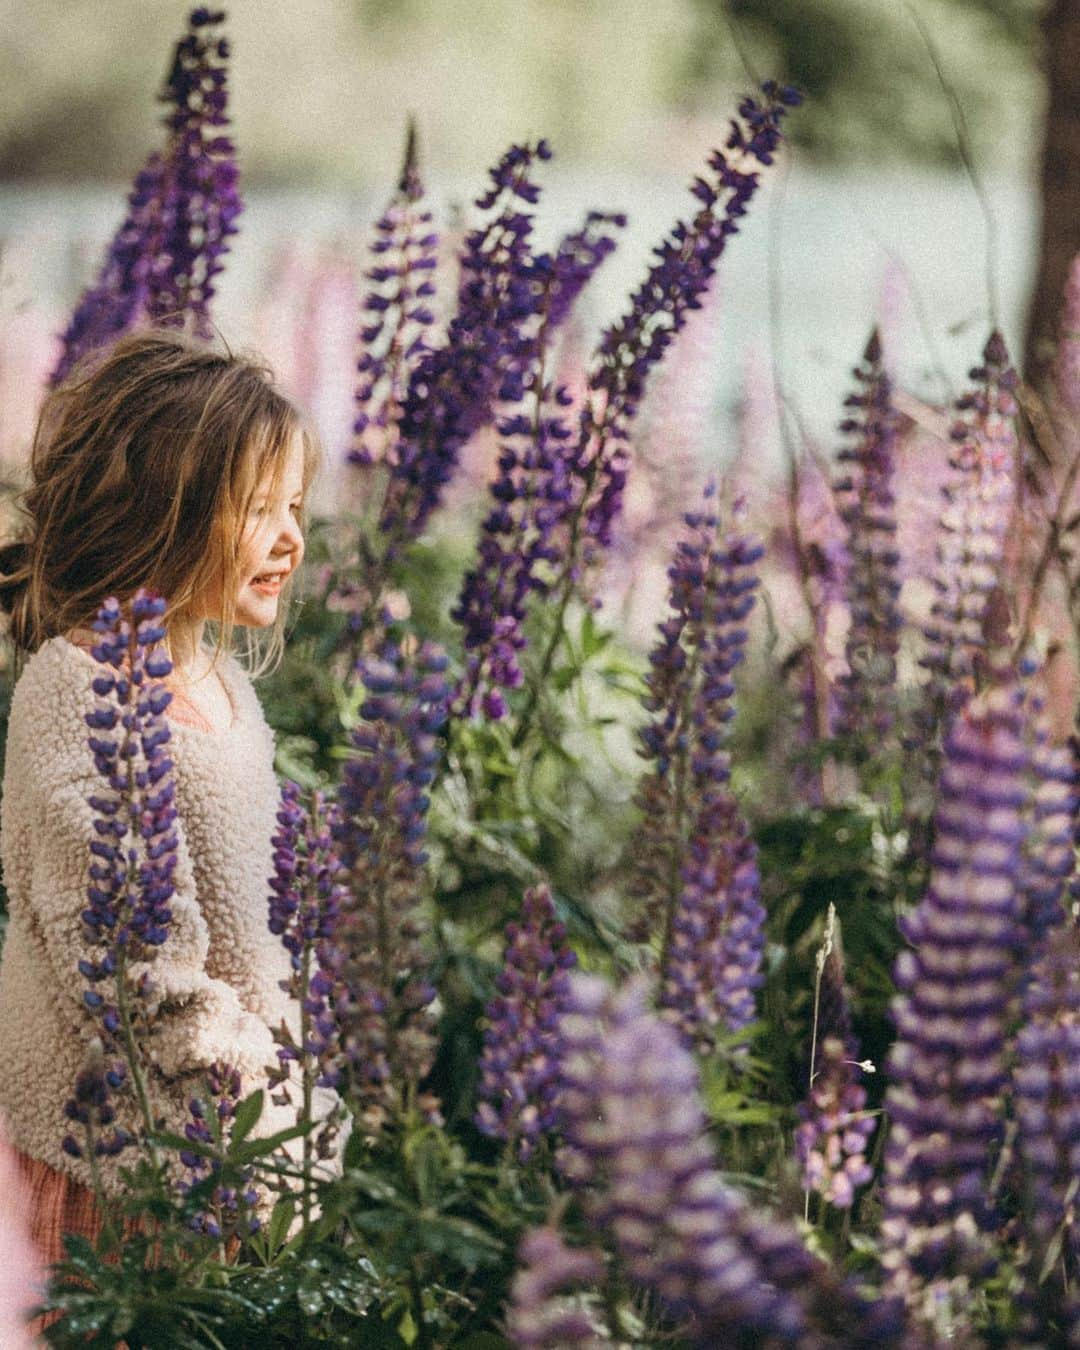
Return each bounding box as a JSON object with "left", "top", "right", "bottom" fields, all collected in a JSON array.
[{"left": 0, "top": 634, "right": 338, "bottom": 1196}]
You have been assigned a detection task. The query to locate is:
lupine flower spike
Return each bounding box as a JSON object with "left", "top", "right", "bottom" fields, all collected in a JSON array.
[
  {"left": 795, "top": 904, "right": 875, "bottom": 1212},
  {"left": 832, "top": 328, "right": 903, "bottom": 749},
  {"left": 452, "top": 208, "right": 624, "bottom": 718},
  {"left": 919, "top": 330, "right": 1018, "bottom": 733},
  {"left": 52, "top": 8, "right": 241, "bottom": 384},
  {"left": 348, "top": 118, "right": 439, "bottom": 471},
  {"left": 327, "top": 635, "right": 450, "bottom": 1129},
  {"left": 629, "top": 486, "right": 765, "bottom": 1051},
  {"left": 560, "top": 83, "right": 801, "bottom": 587},
  {"left": 378, "top": 139, "right": 554, "bottom": 546},
  {"left": 474, "top": 884, "right": 577, "bottom": 1159},
  {"left": 555, "top": 975, "right": 903, "bottom": 1347},
  {"left": 63, "top": 589, "right": 177, "bottom": 1162},
  {"left": 266, "top": 781, "right": 349, "bottom": 1165},
  {"left": 882, "top": 677, "right": 1031, "bottom": 1338}
]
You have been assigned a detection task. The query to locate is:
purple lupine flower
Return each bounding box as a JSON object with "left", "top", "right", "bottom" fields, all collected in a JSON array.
[
  {"left": 378, "top": 139, "right": 553, "bottom": 544},
  {"left": 326, "top": 635, "right": 450, "bottom": 1128},
  {"left": 61, "top": 1038, "right": 130, "bottom": 1162},
  {"left": 919, "top": 330, "right": 1018, "bottom": 724},
  {"left": 178, "top": 1061, "right": 261, "bottom": 1239},
  {"left": 795, "top": 907, "right": 875, "bottom": 1211},
  {"left": 832, "top": 329, "right": 903, "bottom": 746},
  {"left": 505, "top": 1226, "right": 606, "bottom": 1348},
  {"left": 267, "top": 781, "right": 348, "bottom": 1100},
  {"left": 881, "top": 679, "right": 1031, "bottom": 1332},
  {"left": 1013, "top": 923, "right": 1080, "bottom": 1344},
  {"left": 68, "top": 589, "right": 177, "bottom": 1156},
  {"left": 151, "top": 6, "right": 243, "bottom": 338},
  {"left": 50, "top": 151, "right": 169, "bottom": 387},
  {"left": 451, "top": 211, "right": 625, "bottom": 718},
  {"left": 562, "top": 83, "right": 800, "bottom": 575},
  {"left": 51, "top": 7, "right": 241, "bottom": 385},
  {"left": 556, "top": 975, "right": 900, "bottom": 1347},
  {"left": 629, "top": 487, "right": 765, "bottom": 1050},
  {"left": 1054, "top": 252, "right": 1080, "bottom": 415},
  {"left": 474, "top": 884, "right": 577, "bottom": 1159},
  {"left": 348, "top": 119, "right": 440, "bottom": 470}
]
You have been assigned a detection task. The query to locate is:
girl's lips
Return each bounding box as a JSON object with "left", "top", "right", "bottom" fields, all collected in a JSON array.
[{"left": 250, "top": 574, "right": 284, "bottom": 595}]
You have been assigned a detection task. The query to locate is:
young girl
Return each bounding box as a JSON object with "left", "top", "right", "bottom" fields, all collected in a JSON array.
[{"left": 0, "top": 328, "right": 341, "bottom": 1285}]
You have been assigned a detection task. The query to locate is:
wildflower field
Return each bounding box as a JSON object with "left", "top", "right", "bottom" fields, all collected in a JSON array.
[{"left": 4, "top": 7, "right": 1080, "bottom": 1348}]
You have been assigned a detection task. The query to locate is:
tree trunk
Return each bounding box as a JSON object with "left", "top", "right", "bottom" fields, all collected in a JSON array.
[{"left": 1025, "top": 0, "right": 1080, "bottom": 386}]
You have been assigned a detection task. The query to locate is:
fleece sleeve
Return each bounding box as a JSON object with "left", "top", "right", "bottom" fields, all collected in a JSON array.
[{"left": 31, "top": 766, "right": 281, "bottom": 1089}]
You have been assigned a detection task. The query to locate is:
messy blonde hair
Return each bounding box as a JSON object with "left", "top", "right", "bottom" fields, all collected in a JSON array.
[{"left": 0, "top": 327, "right": 321, "bottom": 680}]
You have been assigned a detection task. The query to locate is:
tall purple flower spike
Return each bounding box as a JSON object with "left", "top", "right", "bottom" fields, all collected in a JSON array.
[
  {"left": 629, "top": 487, "right": 765, "bottom": 1050},
  {"left": 474, "top": 884, "right": 577, "bottom": 1159},
  {"left": 348, "top": 119, "right": 440, "bottom": 470},
  {"left": 51, "top": 7, "right": 242, "bottom": 385},
  {"left": 62, "top": 589, "right": 177, "bottom": 1161},
  {"left": 555, "top": 975, "right": 905, "bottom": 1347},
  {"left": 267, "top": 781, "right": 348, "bottom": 1092},
  {"left": 327, "top": 636, "right": 450, "bottom": 1127},
  {"left": 378, "top": 139, "right": 554, "bottom": 545},
  {"left": 566, "top": 83, "right": 801, "bottom": 575},
  {"left": 919, "top": 330, "right": 1018, "bottom": 723},
  {"left": 505, "top": 1226, "right": 606, "bottom": 1348},
  {"left": 881, "top": 678, "right": 1031, "bottom": 1334},
  {"left": 452, "top": 210, "right": 624, "bottom": 718},
  {"left": 833, "top": 328, "right": 903, "bottom": 745}
]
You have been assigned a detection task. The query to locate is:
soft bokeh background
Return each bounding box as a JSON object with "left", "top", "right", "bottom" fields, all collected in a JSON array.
[{"left": 0, "top": 1, "right": 1049, "bottom": 527}]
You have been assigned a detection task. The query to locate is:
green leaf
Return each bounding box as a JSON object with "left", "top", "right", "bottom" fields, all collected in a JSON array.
[
  {"left": 267, "top": 1192, "right": 297, "bottom": 1255},
  {"left": 229, "top": 1089, "right": 265, "bottom": 1147},
  {"left": 232, "top": 1116, "right": 314, "bottom": 1164}
]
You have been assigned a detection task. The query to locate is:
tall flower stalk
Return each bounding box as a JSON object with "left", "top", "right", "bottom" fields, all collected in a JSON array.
[
  {"left": 513, "top": 82, "right": 800, "bottom": 738},
  {"left": 474, "top": 884, "right": 577, "bottom": 1160},
  {"left": 881, "top": 677, "right": 1030, "bottom": 1337},
  {"left": 376, "top": 139, "right": 554, "bottom": 548},
  {"left": 327, "top": 634, "right": 450, "bottom": 1129},
  {"left": 347, "top": 119, "right": 439, "bottom": 473},
  {"left": 832, "top": 329, "right": 903, "bottom": 750},
  {"left": 451, "top": 210, "right": 624, "bottom": 718},
  {"left": 64, "top": 590, "right": 177, "bottom": 1169},
  {"left": 51, "top": 7, "right": 241, "bottom": 385},
  {"left": 628, "top": 487, "right": 765, "bottom": 1050},
  {"left": 917, "top": 332, "right": 1018, "bottom": 748},
  {"left": 266, "top": 780, "right": 348, "bottom": 1217}
]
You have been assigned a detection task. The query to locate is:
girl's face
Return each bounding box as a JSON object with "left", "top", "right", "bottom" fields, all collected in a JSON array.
[
  {"left": 233, "top": 431, "right": 307, "bottom": 627},
  {"left": 191, "top": 430, "right": 307, "bottom": 631}
]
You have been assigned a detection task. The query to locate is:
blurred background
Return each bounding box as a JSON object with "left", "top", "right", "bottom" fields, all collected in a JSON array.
[{"left": 0, "top": 0, "right": 1060, "bottom": 515}]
